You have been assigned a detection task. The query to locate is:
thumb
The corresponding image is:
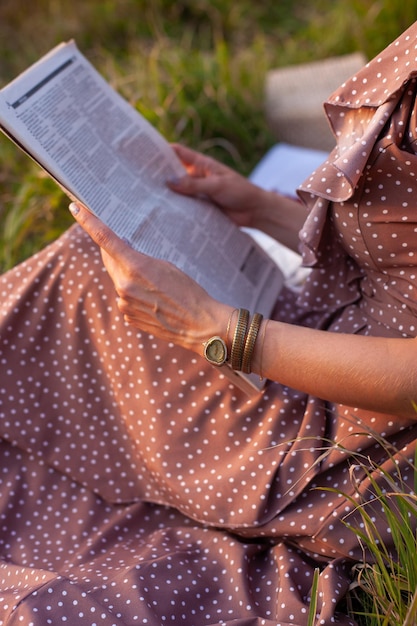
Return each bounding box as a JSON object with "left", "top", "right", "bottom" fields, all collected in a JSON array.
[{"left": 68, "top": 202, "right": 134, "bottom": 261}]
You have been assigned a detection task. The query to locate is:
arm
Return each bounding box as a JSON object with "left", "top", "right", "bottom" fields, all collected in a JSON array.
[
  {"left": 251, "top": 318, "right": 417, "bottom": 421},
  {"left": 168, "top": 144, "right": 307, "bottom": 253},
  {"left": 249, "top": 188, "right": 307, "bottom": 252},
  {"left": 168, "top": 147, "right": 417, "bottom": 418},
  {"left": 70, "top": 203, "right": 417, "bottom": 423}
]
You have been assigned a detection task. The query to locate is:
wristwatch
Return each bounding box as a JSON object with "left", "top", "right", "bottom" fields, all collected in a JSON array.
[{"left": 203, "top": 336, "right": 228, "bottom": 366}]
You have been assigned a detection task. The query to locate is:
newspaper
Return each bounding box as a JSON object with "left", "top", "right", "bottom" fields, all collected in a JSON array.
[{"left": 0, "top": 40, "right": 285, "bottom": 394}]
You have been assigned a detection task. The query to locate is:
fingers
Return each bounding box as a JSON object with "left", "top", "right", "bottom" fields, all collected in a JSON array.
[
  {"left": 170, "top": 143, "right": 193, "bottom": 162},
  {"left": 171, "top": 142, "right": 229, "bottom": 176},
  {"left": 167, "top": 173, "right": 216, "bottom": 198},
  {"left": 68, "top": 202, "right": 135, "bottom": 262},
  {"left": 69, "top": 203, "right": 153, "bottom": 319},
  {"left": 170, "top": 143, "right": 203, "bottom": 169},
  {"left": 168, "top": 145, "right": 226, "bottom": 199}
]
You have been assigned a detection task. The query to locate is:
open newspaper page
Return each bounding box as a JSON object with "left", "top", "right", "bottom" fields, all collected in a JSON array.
[{"left": 0, "top": 41, "right": 284, "bottom": 320}]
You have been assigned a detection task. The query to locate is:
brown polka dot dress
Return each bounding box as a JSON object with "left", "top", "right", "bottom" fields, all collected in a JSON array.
[{"left": 2, "top": 22, "right": 417, "bottom": 626}]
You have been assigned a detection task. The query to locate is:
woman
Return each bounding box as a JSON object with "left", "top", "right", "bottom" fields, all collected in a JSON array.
[{"left": 1, "top": 21, "right": 417, "bottom": 626}]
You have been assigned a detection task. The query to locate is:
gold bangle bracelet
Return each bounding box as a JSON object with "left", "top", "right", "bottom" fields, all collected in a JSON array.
[
  {"left": 258, "top": 318, "right": 269, "bottom": 380},
  {"left": 225, "top": 308, "right": 238, "bottom": 354},
  {"left": 230, "top": 308, "right": 249, "bottom": 371},
  {"left": 241, "top": 312, "right": 263, "bottom": 374}
]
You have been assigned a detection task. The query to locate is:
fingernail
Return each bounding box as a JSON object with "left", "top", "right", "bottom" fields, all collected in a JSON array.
[
  {"left": 167, "top": 176, "right": 180, "bottom": 186},
  {"left": 69, "top": 202, "right": 80, "bottom": 216},
  {"left": 121, "top": 236, "right": 133, "bottom": 248}
]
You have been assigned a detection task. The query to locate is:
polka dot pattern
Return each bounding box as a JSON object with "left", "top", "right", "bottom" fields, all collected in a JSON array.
[{"left": 1, "top": 23, "right": 417, "bottom": 625}]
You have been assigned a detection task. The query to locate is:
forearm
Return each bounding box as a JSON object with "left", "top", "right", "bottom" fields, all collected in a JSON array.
[
  {"left": 251, "top": 320, "right": 417, "bottom": 420},
  {"left": 251, "top": 189, "right": 308, "bottom": 253}
]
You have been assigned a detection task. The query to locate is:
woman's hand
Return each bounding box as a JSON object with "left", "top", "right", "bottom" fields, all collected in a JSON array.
[
  {"left": 70, "top": 202, "right": 417, "bottom": 420},
  {"left": 169, "top": 144, "right": 308, "bottom": 252},
  {"left": 168, "top": 143, "right": 265, "bottom": 229},
  {"left": 69, "top": 203, "right": 232, "bottom": 355}
]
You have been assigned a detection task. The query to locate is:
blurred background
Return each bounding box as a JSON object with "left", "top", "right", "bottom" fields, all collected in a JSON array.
[{"left": 1, "top": 0, "right": 417, "bottom": 270}]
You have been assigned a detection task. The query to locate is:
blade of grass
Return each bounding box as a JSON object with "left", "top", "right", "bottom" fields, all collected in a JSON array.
[{"left": 307, "top": 568, "right": 320, "bottom": 626}]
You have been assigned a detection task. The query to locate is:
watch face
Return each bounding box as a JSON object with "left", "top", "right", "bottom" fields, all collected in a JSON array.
[{"left": 204, "top": 337, "right": 227, "bottom": 365}]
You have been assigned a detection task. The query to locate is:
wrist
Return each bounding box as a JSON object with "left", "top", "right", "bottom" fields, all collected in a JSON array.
[
  {"left": 202, "top": 307, "right": 268, "bottom": 377},
  {"left": 250, "top": 188, "right": 282, "bottom": 230},
  {"left": 250, "top": 318, "right": 269, "bottom": 378},
  {"left": 198, "top": 304, "right": 235, "bottom": 358}
]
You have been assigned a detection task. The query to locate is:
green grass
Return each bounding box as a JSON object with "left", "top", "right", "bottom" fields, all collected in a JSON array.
[
  {"left": 330, "top": 441, "right": 417, "bottom": 626},
  {"left": 1, "top": 2, "right": 417, "bottom": 623},
  {"left": 2, "top": 0, "right": 417, "bottom": 270}
]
